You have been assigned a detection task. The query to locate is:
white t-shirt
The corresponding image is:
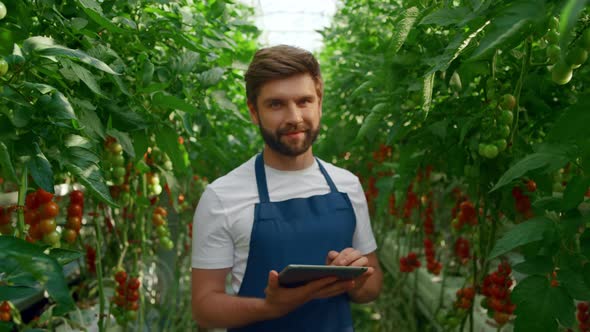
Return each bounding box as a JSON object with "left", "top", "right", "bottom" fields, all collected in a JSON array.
[{"left": 191, "top": 155, "right": 377, "bottom": 293}]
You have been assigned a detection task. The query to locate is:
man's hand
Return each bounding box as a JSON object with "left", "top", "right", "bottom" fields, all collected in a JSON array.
[
  {"left": 326, "top": 249, "right": 382, "bottom": 303},
  {"left": 263, "top": 270, "right": 355, "bottom": 318}
]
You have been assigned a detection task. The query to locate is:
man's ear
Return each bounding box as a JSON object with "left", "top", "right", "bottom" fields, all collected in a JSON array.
[{"left": 247, "top": 100, "right": 259, "bottom": 125}]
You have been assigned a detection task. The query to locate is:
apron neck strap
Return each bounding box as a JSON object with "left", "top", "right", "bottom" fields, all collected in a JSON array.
[{"left": 255, "top": 153, "right": 339, "bottom": 203}]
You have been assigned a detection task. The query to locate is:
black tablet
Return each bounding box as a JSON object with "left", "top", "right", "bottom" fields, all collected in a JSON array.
[{"left": 278, "top": 264, "right": 368, "bottom": 288}]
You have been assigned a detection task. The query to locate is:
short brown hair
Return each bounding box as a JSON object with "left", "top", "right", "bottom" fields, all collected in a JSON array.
[{"left": 245, "top": 45, "right": 323, "bottom": 107}]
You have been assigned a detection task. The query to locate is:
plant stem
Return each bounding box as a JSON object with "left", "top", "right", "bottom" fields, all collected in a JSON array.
[
  {"left": 16, "top": 168, "right": 28, "bottom": 239},
  {"left": 93, "top": 204, "right": 106, "bottom": 332},
  {"left": 509, "top": 38, "right": 532, "bottom": 145}
]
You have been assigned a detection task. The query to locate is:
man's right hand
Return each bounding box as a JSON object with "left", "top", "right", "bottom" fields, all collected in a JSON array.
[{"left": 263, "top": 270, "right": 355, "bottom": 318}]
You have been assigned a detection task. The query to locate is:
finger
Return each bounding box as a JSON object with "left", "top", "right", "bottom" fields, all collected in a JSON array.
[
  {"left": 332, "top": 249, "right": 362, "bottom": 266},
  {"left": 304, "top": 276, "right": 339, "bottom": 294},
  {"left": 326, "top": 250, "right": 339, "bottom": 264},
  {"left": 348, "top": 256, "right": 369, "bottom": 267},
  {"left": 267, "top": 270, "right": 280, "bottom": 289},
  {"left": 314, "top": 280, "right": 355, "bottom": 299}
]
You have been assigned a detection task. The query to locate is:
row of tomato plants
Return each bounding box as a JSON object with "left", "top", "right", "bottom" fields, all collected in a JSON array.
[
  {"left": 317, "top": 0, "right": 590, "bottom": 331},
  {"left": 0, "top": 0, "right": 260, "bottom": 331}
]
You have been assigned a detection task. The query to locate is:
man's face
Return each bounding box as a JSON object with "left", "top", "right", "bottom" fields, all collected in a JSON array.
[{"left": 248, "top": 74, "right": 322, "bottom": 157}]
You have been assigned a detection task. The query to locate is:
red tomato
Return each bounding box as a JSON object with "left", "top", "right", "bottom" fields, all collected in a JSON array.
[
  {"left": 67, "top": 204, "right": 83, "bottom": 218},
  {"left": 70, "top": 190, "right": 84, "bottom": 205},
  {"left": 40, "top": 202, "right": 59, "bottom": 219},
  {"left": 35, "top": 188, "right": 54, "bottom": 204}
]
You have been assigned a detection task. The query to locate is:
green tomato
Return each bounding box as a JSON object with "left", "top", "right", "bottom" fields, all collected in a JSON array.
[
  {"left": 155, "top": 225, "right": 168, "bottom": 237},
  {"left": 500, "top": 94, "right": 516, "bottom": 110},
  {"left": 483, "top": 144, "right": 499, "bottom": 159},
  {"left": 546, "top": 30, "right": 559, "bottom": 44},
  {"left": 499, "top": 125, "right": 511, "bottom": 138},
  {"left": 43, "top": 231, "right": 61, "bottom": 245},
  {"left": 546, "top": 44, "right": 561, "bottom": 64},
  {"left": 125, "top": 310, "right": 137, "bottom": 321},
  {"left": 0, "top": 59, "right": 8, "bottom": 76},
  {"left": 152, "top": 184, "right": 162, "bottom": 196},
  {"left": 499, "top": 110, "right": 513, "bottom": 125},
  {"left": 110, "top": 143, "right": 123, "bottom": 154},
  {"left": 478, "top": 143, "right": 486, "bottom": 157},
  {"left": 112, "top": 155, "right": 125, "bottom": 167},
  {"left": 161, "top": 237, "right": 174, "bottom": 250},
  {"left": 495, "top": 139, "right": 507, "bottom": 152},
  {"left": 113, "top": 167, "right": 126, "bottom": 178},
  {"left": 565, "top": 47, "right": 588, "bottom": 69},
  {"left": 163, "top": 160, "right": 173, "bottom": 171},
  {"left": 0, "top": 2, "right": 6, "bottom": 20},
  {"left": 551, "top": 61, "right": 573, "bottom": 85}
]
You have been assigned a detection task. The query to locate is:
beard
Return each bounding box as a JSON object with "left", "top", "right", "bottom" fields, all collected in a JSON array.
[{"left": 258, "top": 121, "right": 320, "bottom": 157}]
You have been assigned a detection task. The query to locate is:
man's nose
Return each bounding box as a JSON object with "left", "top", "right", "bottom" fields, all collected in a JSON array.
[{"left": 285, "top": 102, "right": 304, "bottom": 124}]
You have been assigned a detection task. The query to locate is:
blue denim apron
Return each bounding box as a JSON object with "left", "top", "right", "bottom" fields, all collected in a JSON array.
[{"left": 228, "top": 153, "right": 356, "bottom": 332}]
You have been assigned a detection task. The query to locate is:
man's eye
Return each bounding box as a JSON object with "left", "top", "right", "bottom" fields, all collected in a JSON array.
[{"left": 270, "top": 101, "right": 281, "bottom": 108}]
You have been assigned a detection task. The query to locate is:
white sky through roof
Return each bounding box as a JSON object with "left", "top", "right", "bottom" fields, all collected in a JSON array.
[{"left": 243, "top": 0, "right": 339, "bottom": 52}]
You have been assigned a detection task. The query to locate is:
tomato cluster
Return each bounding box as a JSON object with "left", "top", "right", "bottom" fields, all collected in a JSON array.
[
  {"left": 402, "top": 184, "right": 419, "bottom": 220},
  {"left": 399, "top": 252, "right": 421, "bottom": 273},
  {"left": 103, "top": 139, "right": 126, "bottom": 186},
  {"left": 545, "top": 16, "right": 590, "bottom": 85},
  {"left": 24, "top": 188, "right": 60, "bottom": 245},
  {"left": 453, "top": 237, "right": 471, "bottom": 264},
  {"left": 481, "top": 262, "right": 516, "bottom": 326},
  {"left": 424, "top": 237, "right": 442, "bottom": 275},
  {"left": 86, "top": 245, "right": 96, "bottom": 274},
  {"left": 147, "top": 172, "right": 163, "bottom": 197},
  {"left": 152, "top": 207, "right": 173, "bottom": 250},
  {"left": 0, "top": 301, "right": 11, "bottom": 322},
  {"left": 454, "top": 286, "right": 475, "bottom": 310},
  {"left": 578, "top": 302, "right": 590, "bottom": 332},
  {"left": 512, "top": 183, "right": 535, "bottom": 220},
  {"left": 63, "top": 190, "right": 84, "bottom": 243},
  {"left": 0, "top": 206, "right": 15, "bottom": 234},
  {"left": 112, "top": 270, "right": 141, "bottom": 325},
  {"left": 478, "top": 94, "right": 514, "bottom": 159},
  {"left": 451, "top": 200, "right": 477, "bottom": 231}
]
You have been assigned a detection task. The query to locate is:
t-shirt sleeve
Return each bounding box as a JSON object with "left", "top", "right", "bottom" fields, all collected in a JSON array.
[
  {"left": 191, "top": 186, "right": 234, "bottom": 269},
  {"left": 349, "top": 177, "right": 378, "bottom": 255}
]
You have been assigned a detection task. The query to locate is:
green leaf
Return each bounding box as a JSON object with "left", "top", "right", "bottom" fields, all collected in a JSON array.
[
  {"left": 212, "top": 90, "right": 248, "bottom": 122},
  {"left": 469, "top": 0, "right": 544, "bottom": 60},
  {"left": 490, "top": 152, "right": 569, "bottom": 192},
  {"left": 131, "top": 131, "right": 150, "bottom": 162},
  {"left": 533, "top": 196, "right": 564, "bottom": 212},
  {"left": 547, "top": 98, "right": 590, "bottom": 142},
  {"left": 23, "top": 37, "right": 118, "bottom": 75},
  {"left": 47, "top": 248, "right": 82, "bottom": 266},
  {"left": 426, "top": 21, "right": 489, "bottom": 75},
  {"left": 109, "top": 106, "right": 150, "bottom": 131},
  {"left": 141, "top": 60, "right": 154, "bottom": 87},
  {"left": 155, "top": 126, "right": 188, "bottom": 175},
  {"left": 356, "top": 103, "right": 390, "bottom": 141},
  {"left": 350, "top": 81, "right": 374, "bottom": 99},
  {"left": 64, "top": 147, "right": 116, "bottom": 207},
  {"left": 198, "top": 67, "right": 224, "bottom": 87},
  {"left": 152, "top": 92, "right": 197, "bottom": 114},
  {"left": 76, "top": 106, "right": 105, "bottom": 141},
  {"left": 69, "top": 62, "right": 103, "bottom": 95},
  {"left": 47, "top": 92, "right": 77, "bottom": 121},
  {"left": 582, "top": 230, "right": 590, "bottom": 260},
  {"left": 512, "top": 275, "right": 575, "bottom": 330},
  {"left": 559, "top": 0, "right": 588, "bottom": 52},
  {"left": 27, "top": 143, "right": 54, "bottom": 193},
  {"left": 0, "top": 142, "right": 18, "bottom": 183},
  {"left": 428, "top": 120, "right": 447, "bottom": 139},
  {"left": 106, "top": 128, "right": 135, "bottom": 158},
  {"left": 512, "top": 255, "right": 553, "bottom": 275},
  {"left": 489, "top": 217, "right": 554, "bottom": 259},
  {"left": 0, "top": 236, "right": 75, "bottom": 315},
  {"left": 559, "top": 268, "right": 590, "bottom": 301},
  {"left": 562, "top": 175, "right": 590, "bottom": 210},
  {"left": 419, "top": 7, "right": 471, "bottom": 26},
  {"left": 422, "top": 73, "right": 434, "bottom": 115},
  {"left": 389, "top": 7, "right": 419, "bottom": 54},
  {"left": 0, "top": 285, "right": 39, "bottom": 302},
  {"left": 76, "top": 0, "right": 129, "bottom": 34}
]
